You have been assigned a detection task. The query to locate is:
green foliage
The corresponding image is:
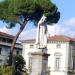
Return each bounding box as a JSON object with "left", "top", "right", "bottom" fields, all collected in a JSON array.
[
  {"left": 7, "top": 54, "right": 28, "bottom": 75},
  {"left": 0, "top": 0, "right": 60, "bottom": 26},
  {"left": 14, "top": 55, "right": 28, "bottom": 75},
  {"left": 0, "top": 66, "right": 12, "bottom": 75},
  {"left": 34, "top": 0, "right": 60, "bottom": 24},
  {"left": 14, "top": 55, "right": 25, "bottom": 70}
]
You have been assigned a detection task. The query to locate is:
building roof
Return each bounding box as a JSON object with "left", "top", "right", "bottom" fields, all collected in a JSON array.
[
  {"left": 0, "top": 32, "right": 22, "bottom": 49},
  {"left": 48, "top": 35, "right": 75, "bottom": 42},
  {"left": 0, "top": 32, "right": 14, "bottom": 39},
  {"left": 21, "top": 35, "right": 75, "bottom": 42}
]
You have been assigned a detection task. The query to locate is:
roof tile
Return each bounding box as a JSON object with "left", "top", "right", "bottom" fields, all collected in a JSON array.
[
  {"left": 0, "top": 32, "right": 14, "bottom": 39},
  {"left": 48, "top": 35, "right": 75, "bottom": 42}
]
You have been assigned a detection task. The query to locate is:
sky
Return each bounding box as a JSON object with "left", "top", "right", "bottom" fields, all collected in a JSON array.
[{"left": 0, "top": 0, "right": 75, "bottom": 40}]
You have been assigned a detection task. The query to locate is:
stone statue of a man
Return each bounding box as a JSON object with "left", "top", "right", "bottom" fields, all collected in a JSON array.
[{"left": 35, "top": 15, "right": 48, "bottom": 49}]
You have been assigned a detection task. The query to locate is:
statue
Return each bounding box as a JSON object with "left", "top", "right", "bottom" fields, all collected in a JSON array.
[
  {"left": 35, "top": 15, "right": 48, "bottom": 49},
  {"left": 29, "top": 15, "right": 49, "bottom": 75}
]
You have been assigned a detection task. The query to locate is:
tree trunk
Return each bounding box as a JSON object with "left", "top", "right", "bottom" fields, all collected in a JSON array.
[
  {"left": 11, "top": 20, "right": 27, "bottom": 54},
  {"left": 9, "top": 20, "right": 28, "bottom": 67}
]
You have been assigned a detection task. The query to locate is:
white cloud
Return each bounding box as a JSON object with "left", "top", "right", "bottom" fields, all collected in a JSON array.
[
  {"left": 46, "top": 17, "right": 75, "bottom": 38},
  {"left": 0, "top": 27, "right": 10, "bottom": 33},
  {"left": 20, "top": 24, "right": 66, "bottom": 40},
  {"left": 19, "top": 23, "right": 69, "bottom": 40},
  {"left": 19, "top": 19, "right": 75, "bottom": 40},
  {"left": 47, "top": 24, "right": 69, "bottom": 36},
  {"left": 19, "top": 28, "right": 37, "bottom": 40},
  {"left": 0, "top": 17, "right": 75, "bottom": 40},
  {"left": 0, "top": 26, "right": 19, "bottom": 36},
  {"left": 64, "top": 17, "right": 75, "bottom": 26}
]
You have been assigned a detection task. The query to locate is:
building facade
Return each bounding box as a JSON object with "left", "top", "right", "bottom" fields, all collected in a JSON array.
[
  {"left": 47, "top": 35, "right": 75, "bottom": 75},
  {"left": 0, "top": 32, "right": 22, "bottom": 65},
  {"left": 21, "top": 35, "right": 75, "bottom": 75}
]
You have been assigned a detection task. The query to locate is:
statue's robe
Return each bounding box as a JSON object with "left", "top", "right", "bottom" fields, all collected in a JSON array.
[{"left": 35, "top": 15, "right": 47, "bottom": 48}]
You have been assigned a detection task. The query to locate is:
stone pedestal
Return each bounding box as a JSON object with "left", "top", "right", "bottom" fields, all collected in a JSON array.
[{"left": 28, "top": 48, "right": 50, "bottom": 75}]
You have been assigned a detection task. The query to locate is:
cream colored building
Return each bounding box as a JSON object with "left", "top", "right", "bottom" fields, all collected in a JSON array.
[{"left": 21, "top": 35, "right": 75, "bottom": 75}]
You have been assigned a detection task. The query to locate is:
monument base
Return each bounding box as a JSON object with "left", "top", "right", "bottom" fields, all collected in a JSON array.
[{"left": 28, "top": 49, "right": 50, "bottom": 75}]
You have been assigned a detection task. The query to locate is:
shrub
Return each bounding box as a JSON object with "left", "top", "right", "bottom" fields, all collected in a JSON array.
[{"left": 0, "top": 66, "right": 12, "bottom": 75}]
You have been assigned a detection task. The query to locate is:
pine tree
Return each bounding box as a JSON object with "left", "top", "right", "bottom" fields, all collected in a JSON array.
[{"left": 0, "top": 0, "right": 60, "bottom": 66}]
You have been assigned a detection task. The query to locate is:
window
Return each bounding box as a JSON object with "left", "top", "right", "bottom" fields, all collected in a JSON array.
[
  {"left": 29, "top": 57, "right": 32, "bottom": 73},
  {"left": 56, "top": 44, "right": 61, "bottom": 48},
  {"left": 16, "top": 50, "right": 19, "bottom": 54},
  {"left": 0, "top": 48, "right": 2, "bottom": 54},
  {"left": 30, "top": 44, "right": 34, "bottom": 48},
  {"left": 0, "top": 59, "right": 2, "bottom": 62},
  {"left": 54, "top": 52, "right": 62, "bottom": 71},
  {"left": 2, "top": 38, "right": 6, "bottom": 42},
  {"left": 0, "top": 59, "right": 2, "bottom": 65},
  {"left": 55, "top": 58, "right": 60, "bottom": 70},
  {"left": 7, "top": 39, "right": 13, "bottom": 43},
  {"left": 28, "top": 53, "right": 32, "bottom": 73},
  {"left": 73, "top": 57, "right": 75, "bottom": 70}
]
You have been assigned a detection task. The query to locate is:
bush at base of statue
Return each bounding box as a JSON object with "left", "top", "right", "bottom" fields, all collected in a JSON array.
[{"left": 0, "top": 66, "right": 12, "bottom": 75}]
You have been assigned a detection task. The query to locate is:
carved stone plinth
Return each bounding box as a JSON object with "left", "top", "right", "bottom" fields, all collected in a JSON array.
[{"left": 28, "top": 49, "right": 50, "bottom": 75}]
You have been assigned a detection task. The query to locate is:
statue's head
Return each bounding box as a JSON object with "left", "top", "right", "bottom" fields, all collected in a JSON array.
[{"left": 38, "top": 15, "right": 47, "bottom": 25}]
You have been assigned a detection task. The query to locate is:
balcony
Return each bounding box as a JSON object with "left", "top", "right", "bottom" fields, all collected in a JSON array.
[{"left": 0, "top": 41, "right": 22, "bottom": 49}]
